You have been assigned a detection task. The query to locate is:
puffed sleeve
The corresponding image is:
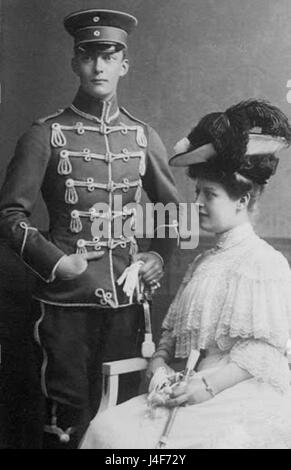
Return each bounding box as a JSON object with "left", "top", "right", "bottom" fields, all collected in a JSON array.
[
  {"left": 215, "top": 244, "right": 291, "bottom": 352},
  {"left": 230, "top": 339, "right": 290, "bottom": 392},
  {"left": 224, "top": 244, "right": 291, "bottom": 392}
]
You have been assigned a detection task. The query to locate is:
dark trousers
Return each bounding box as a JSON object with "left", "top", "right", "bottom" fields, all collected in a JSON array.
[{"left": 33, "top": 301, "right": 144, "bottom": 448}]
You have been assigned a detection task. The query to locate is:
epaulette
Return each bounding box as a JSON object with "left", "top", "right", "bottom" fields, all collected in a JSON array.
[
  {"left": 120, "top": 106, "right": 147, "bottom": 127},
  {"left": 35, "top": 108, "right": 64, "bottom": 124}
]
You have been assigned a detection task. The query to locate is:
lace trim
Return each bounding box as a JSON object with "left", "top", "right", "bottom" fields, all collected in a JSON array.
[
  {"left": 230, "top": 339, "right": 290, "bottom": 392},
  {"left": 163, "top": 234, "right": 291, "bottom": 358}
]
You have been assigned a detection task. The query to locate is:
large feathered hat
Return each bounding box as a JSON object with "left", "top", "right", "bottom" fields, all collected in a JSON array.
[{"left": 170, "top": 100, "right": 291, "bottom": 184}]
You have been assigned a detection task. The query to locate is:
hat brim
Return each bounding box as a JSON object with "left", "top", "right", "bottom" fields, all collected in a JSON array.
[
  {"left": 169, "top": 134, "right": 288, "bottom": 167},
  {"left": 246, "top": 133, "right": 288, "bottom": 155},
  {"left": 169, "top": 143, "right": 216, "bottom": 167}
]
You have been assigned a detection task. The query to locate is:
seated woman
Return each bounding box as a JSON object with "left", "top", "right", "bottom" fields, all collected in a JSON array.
[{"left": 80, "top": 100, "right": 291, "bottom": 449}]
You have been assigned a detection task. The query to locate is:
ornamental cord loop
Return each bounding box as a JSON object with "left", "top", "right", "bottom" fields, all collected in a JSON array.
[
  {"left": 129, "top": 237, "right": 138, "bottom": 256},
  {"left": 70, "top": 211, "right": 83, "bottom": 233},
  {"left": 136, "top": 126, "right": 147, "bottom": 147},
  {"left": 139, "top": 151, "right": 146, "bottom": 176},
  {"left": 44, "top": 401, "right": 76, "bottom": 444},
  {"left": 95, "top": 288, "right": 116, "bottom": 308},
  {"left": 76, "top": 244, "right": 87, "bottom": 256},
  {"left": 65, "top": 182, "right": 78, "bottom": 204},
  {"left": 134, "top": 182, "right": 142, "bottom": 202},
  {"left": 57, "top": 152, "right": 73, "bottom": 175},
  {"left": 19, "top": 221, "right": 38, "bottom": 256},
  {"left": 51, "top": 123, "right": 67, "bottom": 148}
]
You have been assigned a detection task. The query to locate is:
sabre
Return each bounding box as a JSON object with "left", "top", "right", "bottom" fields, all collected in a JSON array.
[
  {"left": 156, "top": 348, "right": 200, "bottom": 449},
  {"left": 117, "top": 261, "right": 157, "bottom": 358}
]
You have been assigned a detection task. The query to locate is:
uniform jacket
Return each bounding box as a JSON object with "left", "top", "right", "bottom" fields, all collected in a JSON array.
[{"left": 0, "top": 88, "right": 180, "bottom": 308}]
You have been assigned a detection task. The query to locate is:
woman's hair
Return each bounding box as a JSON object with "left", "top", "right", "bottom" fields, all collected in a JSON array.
[{"left": 187, "top": 158, "right": 271, "bottom": 211}]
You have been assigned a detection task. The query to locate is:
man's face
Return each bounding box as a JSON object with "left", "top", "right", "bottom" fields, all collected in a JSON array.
[{"left": 72, "top": 46, "right": 129, "bottom": 100}]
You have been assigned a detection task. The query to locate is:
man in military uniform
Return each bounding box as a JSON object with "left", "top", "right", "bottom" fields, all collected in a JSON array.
[{"left": 0, "top": 9, "right": 180, "bottom": 448}]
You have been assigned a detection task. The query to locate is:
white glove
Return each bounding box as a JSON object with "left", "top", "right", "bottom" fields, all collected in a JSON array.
[{"left": 117, "top": 261, "right": 144, "bottom": 303}]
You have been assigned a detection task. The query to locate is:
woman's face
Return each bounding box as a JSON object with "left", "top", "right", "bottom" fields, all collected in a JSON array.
[{"left": 194, "top": 178, "right": 241, "bottom": 234}]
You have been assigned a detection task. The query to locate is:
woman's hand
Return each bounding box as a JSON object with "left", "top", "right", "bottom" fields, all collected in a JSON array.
[
  {"left": 165, "top": 362, "right": 252, "bottom": 407},
  {"left": 145, "top": 356, "right": 175, "bottom": 385},
  {"left": 165, "top": 376, "right": 212, "bottom": 407},
  {"left": 55, "top": 251, "right": 105, "bottom": 280}
]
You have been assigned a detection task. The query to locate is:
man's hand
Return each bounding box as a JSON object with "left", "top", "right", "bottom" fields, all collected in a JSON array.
[
  {"left": 55, "top": 251, "right": 105, "bottom": 280},
  {"left": 133, "top": 252, "right": 164, "bottom": 286}
]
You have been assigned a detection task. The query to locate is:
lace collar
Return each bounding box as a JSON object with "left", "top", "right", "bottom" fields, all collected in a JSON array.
[{"left": 213, "top": 222, "right": 255, "bottom": 251}]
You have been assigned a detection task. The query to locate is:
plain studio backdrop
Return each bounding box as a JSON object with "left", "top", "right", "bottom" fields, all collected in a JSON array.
[{"left": 0, "top": 0, "right": 291, "bottom": 448}]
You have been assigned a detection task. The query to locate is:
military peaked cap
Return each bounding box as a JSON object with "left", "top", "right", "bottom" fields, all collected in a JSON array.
[{"left": 64, "top": 8, "right": 138, "bottom": 49}]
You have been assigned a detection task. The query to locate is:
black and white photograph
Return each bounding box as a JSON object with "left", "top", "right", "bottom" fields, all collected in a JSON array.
[{"left": 1, "top": 0, "right": 291, "bottom": 452}]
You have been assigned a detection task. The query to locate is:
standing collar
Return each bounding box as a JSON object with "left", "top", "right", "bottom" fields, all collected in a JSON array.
[
  {"left": 214, "top": 222, "right": 256, "bottom": 251},
  {"left": 71, "top": 87, "right": 119, "bottom": 123}
]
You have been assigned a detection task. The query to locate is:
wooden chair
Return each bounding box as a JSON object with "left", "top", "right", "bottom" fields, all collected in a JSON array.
[
  {"left": 98, "top": 340, "right": 291, "bottom": 414},
  {"left": 98, "top": 357, "right": 148, "bottom": 413}
]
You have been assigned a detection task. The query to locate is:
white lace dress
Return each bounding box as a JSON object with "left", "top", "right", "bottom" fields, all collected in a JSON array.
[{"left": 81, "top": 223, "right": 291, "bottom": 449}]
